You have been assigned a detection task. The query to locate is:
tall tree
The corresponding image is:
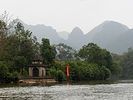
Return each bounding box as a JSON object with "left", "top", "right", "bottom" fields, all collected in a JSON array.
[
  {"left": 78, "top": 43, "right": 113, "bottom": 71},
  {"left": 0, "top": 20, "right": 8, "bottom": 60},
  {"left": 55, "top": 43, "right": 77, "bottom": 61},
  {"left": 120, "top": 48, "right": 133, "bottom": 79},
  {"left": 5, "top": 22, "right": 36, "bottom": 74},
  {"left": 41, "top": 38, "right": 56, "bottom": 65}
]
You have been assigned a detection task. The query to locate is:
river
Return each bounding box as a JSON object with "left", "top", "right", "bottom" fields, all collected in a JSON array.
[{"left": 0, "top": 83, "right": 133, "bottom": 100}]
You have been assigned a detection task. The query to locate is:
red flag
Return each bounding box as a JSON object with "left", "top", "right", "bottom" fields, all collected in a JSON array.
[{"left": 66, "top": 64, "right": 70, "bottom": 77}]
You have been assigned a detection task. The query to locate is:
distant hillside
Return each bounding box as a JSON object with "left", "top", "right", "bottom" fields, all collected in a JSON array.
[
  {"left": 25, "top": 24, "right": 65, "bottom": 44},
  {"left": 13, "top": 19, "right": 64, "bottom": 44},
  {"left": 67, "top": 27, "right": 85, "bottom": 49},
  {"left": 85, "top": 21, "right": 130, "bottom": 53},
  {"left": 86, "top": 21, "right": 129, "bottom": 46},
  {"left": 58, "top": 31, "right": 69, "bottom": 40},
  {"left": 13, "top": 19, "right": 133, "bottom": 54},
  {"left": 109, "top": 29, "right": 133, "bottom": 53}
]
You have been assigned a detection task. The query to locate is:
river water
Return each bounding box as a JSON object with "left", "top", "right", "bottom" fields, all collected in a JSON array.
[{"left": 0, "top": 83, "right": 133, "bottom": 100}]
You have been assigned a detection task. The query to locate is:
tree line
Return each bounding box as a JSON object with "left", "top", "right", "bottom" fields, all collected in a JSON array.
[
  {"left": 112, "top": 48, "right": 133, "bottom": 79},
  {"left": 0, "top": 17, "right": 123, "bottom": 83}
]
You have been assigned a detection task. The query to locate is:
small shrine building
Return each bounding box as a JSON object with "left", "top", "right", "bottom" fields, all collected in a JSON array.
[{"left": 28, "top": 56, "right": 46, "bottom": 78}]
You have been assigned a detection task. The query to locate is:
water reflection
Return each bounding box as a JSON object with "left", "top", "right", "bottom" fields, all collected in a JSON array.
[{"left": 0, "top": 83, "right": 133, "bottom": 100}]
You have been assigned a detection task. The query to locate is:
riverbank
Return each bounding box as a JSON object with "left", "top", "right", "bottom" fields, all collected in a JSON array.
[
  {"left": 19, "top": 77, "right": 57, "bottom": 86},
  {"left": 70, "top": 80, "right": 117, "bottom": 85},
  {"left": 1, "top": 80, "right": 133, "bottom": 88},
  {"left": 0, "top": 80, "right": 118, "bottom": 87}
]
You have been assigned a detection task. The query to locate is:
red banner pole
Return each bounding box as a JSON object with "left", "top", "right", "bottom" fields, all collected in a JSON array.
[{"left": 66, "top": 64, "right": 70, "bottom": 83}]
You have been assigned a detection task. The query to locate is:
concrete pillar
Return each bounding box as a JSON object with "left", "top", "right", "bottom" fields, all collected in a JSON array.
[
  {"left": 29, "top": 67, "right": 33, "bottom": 77},
  {"left": 39, "top": 67, "right": 46, "bottom": 77}
]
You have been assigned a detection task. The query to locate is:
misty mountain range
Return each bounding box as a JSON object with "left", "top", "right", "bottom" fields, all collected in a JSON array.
[{"left": 16, "top": 19, "right": 133, "bottom": 54}]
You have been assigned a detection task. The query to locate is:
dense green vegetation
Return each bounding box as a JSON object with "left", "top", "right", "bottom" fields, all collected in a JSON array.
[
  {"left": 48, "top": 61, "right": 111, "bottom": 82},
  {"left": 54, "top": 43, "right": 77, "bottom": 61},
  {"left": 112, "top": 48, "right": 133, "bottom": 79},
  {"left": 48, "top": 43, "right": 114, "bottom": 82},
  {"left": 41, "top": 38, "right": 56, "bottom": 65},
  {"left": 0, "top": 15, "right": 132, "bottom": 83},
  {"left": 0, "top": 19, "right": 38, "bottom": 82}
]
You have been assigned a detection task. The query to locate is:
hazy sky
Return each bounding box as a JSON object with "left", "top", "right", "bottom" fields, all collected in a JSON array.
[{"left": 0, "top": 0, "right": 133, "bottom": 33}]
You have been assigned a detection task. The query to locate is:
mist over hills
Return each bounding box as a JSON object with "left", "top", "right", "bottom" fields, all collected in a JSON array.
[
  {"left": 25, "top": 24, "right": 65, "bottom": 44},
  {"left": 109, "top": 29, "right": 133, "bottom": 53},
  {"left": 16, "top": 19, "right": 64, "bottom": 44},
  {"left": 86, "top": 21, "right": 129, "bottom": 43},
  {"left": 15, "top": 19, "right": 133, "bottom": 54},
  {"left": 85, "top": 21, "right": 130, "bottom": 53},
  {"left": 67, "top": 27, "right": 85, "bottom": 49},
  {"left": 58, "top": 31, "right": 69, "bottom": 40}
]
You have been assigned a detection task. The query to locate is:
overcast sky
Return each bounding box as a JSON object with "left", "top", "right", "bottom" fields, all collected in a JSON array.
[{"left": 0, "top": 0, "right": 133, "bottom": 33}]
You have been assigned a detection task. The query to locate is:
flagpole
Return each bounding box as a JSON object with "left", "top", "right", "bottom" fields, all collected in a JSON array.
[{"left": 66, "top": 64, "right": 70, "bottom": 84}]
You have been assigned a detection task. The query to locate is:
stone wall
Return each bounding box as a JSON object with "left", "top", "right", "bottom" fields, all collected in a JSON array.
[{"left": 19, "top": 78, "right": 57, "bottom": 86}]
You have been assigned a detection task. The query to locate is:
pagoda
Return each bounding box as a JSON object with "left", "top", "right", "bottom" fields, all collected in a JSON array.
[
  {"left": 28, "top": 54, "right": 46, "bottom": 78},
  {"left": 19, "top": 54, "right": 56, "bottom": 85}
]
